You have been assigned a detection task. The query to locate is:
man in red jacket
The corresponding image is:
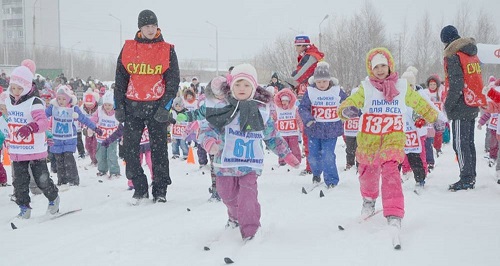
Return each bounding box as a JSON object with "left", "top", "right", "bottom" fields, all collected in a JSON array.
[
  {"left": 291, "top": 35, "right": 324, "bottom": 176},
  {"left": 114, "top": 9, "right": 180, "bottom": 204}
]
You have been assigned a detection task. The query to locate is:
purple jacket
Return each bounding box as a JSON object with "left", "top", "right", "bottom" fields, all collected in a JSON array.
[{"left": 298, "top": 84, "right": 347, "bottom": 139}]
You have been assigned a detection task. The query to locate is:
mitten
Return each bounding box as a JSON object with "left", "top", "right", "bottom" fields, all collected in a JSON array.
[
  {"left": 47, "top": 137, "right": 54, "bottom": 146},
  {"left": 16, "top": 122, "right": 39, "bottom": 139},
  {"left": 342, "top": 107, "right": 359, "bottom": 119},
  {"left": 176, "top": 113, "right": 188, "bottom": 122},
  {"left": 101, "top": 138, "right": 111, "bottom": 148},
  {"left": 94, "top": 127, "right": 104, "bottom": 136},
  {"left": 154, "top": 107, "right": 171, "bottom": 123},
  {"left": 284, "top": 153, "right": 300, "bottom": 168},
  {"left": 414, "top": 118, "right": 426, "bottom": 128}
]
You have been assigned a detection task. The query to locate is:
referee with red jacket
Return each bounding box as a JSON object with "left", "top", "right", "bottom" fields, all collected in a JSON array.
[{"left": 114, "top": 9, "right": 180, "bottom": 204}]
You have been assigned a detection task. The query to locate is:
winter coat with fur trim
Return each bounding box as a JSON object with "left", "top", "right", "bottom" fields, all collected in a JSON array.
[
  {"left": 198, "top": 86, "right": 292, "bottom": 177},
  {"left": 443, "top": 37, "right": 480, "bottom": 120},
  {"left": 273, "top": 88, "right": 303, "bottom": 131}
]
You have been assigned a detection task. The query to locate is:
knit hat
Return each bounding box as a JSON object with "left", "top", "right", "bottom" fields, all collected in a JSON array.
[
  {"left": 209, "top": 76, "right": 227, "bottom": 96},
  {"left": 83, "top": 89, "right": 99, "bottom": 105},
  {"left": 265, "top": 86, "right": 276, "bottom": 96},
  {"left": 280, "top": 95, "right": 291, "bottom": 101},
  {"left": 192, "top": 77, "right": 198, "bottom": 81},
  {"left": 370, "top": 53, "right": 389, "bottom": 70},
  {"left": 102, "top": 91, "right": 114, "bottom": 105},
  {"left": 294, "top": 35, "right": 310, "bottom": 46},
  {"left": 56, "top": 85, "right": 73, "bottom": 104},
  {"left": 230, "top": 63, "right": 259, "bottom": 100},
  {"left": 401, "top": 71, "right": 416, "bottom": 86},
  {"left": 271, "top": 72, "right": 279, "bottom": 79},
  {"left": 9, "top": 66, "right": 33, "bottom": 97},
  {"left": 440, "top": 25, "right": 460, "bottom": 44},
  {"left": 138, "top": 9, "right": 158, "bottom": 28},
  {"left": 173, "top": 96, "right": 184, "bottom": 108},
  {"left": 21, "top": 59, "right": 36, "bottom": 75},
  {"left": 313, "top": 61, "right": 331, "bottom": 81},
  {"left": 489, "top": 76, "right": 496, "bottom": 85},
  {"left": 426, "top": 75, "right": 441, "bottom": 88}
]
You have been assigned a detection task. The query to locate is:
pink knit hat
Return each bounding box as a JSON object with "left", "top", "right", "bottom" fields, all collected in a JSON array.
[
  {"left": 9, "top": 66, "right": 34, "bottom": 97},
  {"left": 21, "top": 59, "right": 36, "bottom": 75}
]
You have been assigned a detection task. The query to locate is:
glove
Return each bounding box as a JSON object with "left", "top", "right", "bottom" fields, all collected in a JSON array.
[
  {"left": 284, "top": 153, "right": 300, "bottom": 168},
  {"left": 16, "top": 122, "right": 39, "bottom": 139},
  {"left": 115, "top": 108, "right": 125, "bottom": 123},
  {"left": 101, "top": 138, "right": 111, "bottom": 148},
  {"left": 154, "top": 107, "right": 171, "bottom": 123},
  {"left": 204, "top": 137, "right": 221, "bottom": 155},
  {"left": 342, "top": 106, "right": 359, "bottom": 119},
  {"left": 477, "top": 124, "right": 483, "bottom": 130},
  {"left": 414, "top": 118, "right": 426, "bottom": 128},
  {"left": 176, "top": 113, "right": 188, "bottom": 123},
  {"left": 94, "top": 127, "right": 104, "bottom": 136},
  {"left": 47, "top": 138, "right": 54, "bottom": 146}
]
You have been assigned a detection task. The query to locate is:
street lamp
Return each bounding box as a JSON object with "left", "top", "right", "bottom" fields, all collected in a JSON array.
[
  {"left": 33, "top": 0, "right": 39, "bottom": 62},
  {"left": 109, "top": 13, "right": 123, "bottom": 51},
  {"left": 70, "top": 41, "right": 81, "bottom": 79},
  {"left": 206, "top": 21, "right": 219, "bottom": 76},
  {"left": 318, "top": 14, "right": 329, "bottom": 50}
]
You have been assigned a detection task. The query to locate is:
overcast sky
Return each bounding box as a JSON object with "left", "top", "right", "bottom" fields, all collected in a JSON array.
[{"left": 60, "top": 0, "right": 500, "bottom": 69}]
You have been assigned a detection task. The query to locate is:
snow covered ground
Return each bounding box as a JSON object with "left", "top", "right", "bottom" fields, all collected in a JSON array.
[{"left": 1, "top": 127, "right": 499, "bottom": 266}]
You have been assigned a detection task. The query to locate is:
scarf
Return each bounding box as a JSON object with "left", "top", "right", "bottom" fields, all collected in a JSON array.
[
  {"left": 369, "top": 72, "right": 400, "bottom": 102},
  {"left": 205, "top": 97, "right": 265, "bottom": 133}
]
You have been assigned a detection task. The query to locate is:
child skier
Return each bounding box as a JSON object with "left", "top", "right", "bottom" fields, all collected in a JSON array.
[
  {"left": 274, "top": 88, "right": 302, "bottom": 166},
  {"left": 338, "top": 48, "right": 443, "bottom": 242},
  {"left": 92, "top": 91, "right": 120, "bottom": 178},
  {"left": 298, "top": 62, "right": 346, "bottom": 188},
  {"left": 198, "top": 64, "right": 300, "bottom": 241},
  {"left": 46, "top": 85, "right": 102, "bottom": 186},
  {"left": 170, "top": 97, "right": 189, "bottom": 160},
  {"left": 6, "top": 65, "right": 59, "bottom": 218},
  {"left": 81, "top": 89, "right": 100, "bottom": 167}
]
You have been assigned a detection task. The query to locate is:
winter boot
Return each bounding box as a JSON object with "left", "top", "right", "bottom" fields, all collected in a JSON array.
[
  {"left": 312, "top": 176, "right": 321, "bottom": 183},
  {"left": 47, "top": 196, "right": 60, "bottom": 215},
  {"left": 153, "top": 196, "right": 167, "bottom": 203},
  {"left": 127, "top": 179, "right": 134, "bottom": 190},
  {"left": 361, "top": 198, "right": 375, "bottom": 218},
  {"left": 299, "top": 169, "right": 312, "bottom": 176},
  {"left": 226, "top": 218, "right": 239, "bottom": 229},
  {"left": 18, "top": 205, "right": 32, "bottom": 219},
  {"left": 130, "top": 191, "right": 149, "bottom": 206},
  {"left": 387, "top": 216, "right": 401, "bottom": 229},
  {"left": 448, "top": 180, "right": 475, "bottom": 191},
  {"left": 414, "top": 181, "right": 425, "bottom": 195}
]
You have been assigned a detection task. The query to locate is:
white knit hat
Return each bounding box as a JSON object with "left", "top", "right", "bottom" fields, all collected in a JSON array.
[
  {"left": 230, "top": 63, "right": 258, "bottom": 100},
  {"left": 370, "top": 53, "right": 389, "bottom": 70},
  {"left": 102, "top": 91, "right": 114, "bottom": 105},
  {"left": 9, "top": 66, "right": 33, "bottom": 97}
]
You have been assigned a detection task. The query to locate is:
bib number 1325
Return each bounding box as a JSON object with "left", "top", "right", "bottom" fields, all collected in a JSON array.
[{"left": 361, "top": 114, "right": 403, "bottom": 134}]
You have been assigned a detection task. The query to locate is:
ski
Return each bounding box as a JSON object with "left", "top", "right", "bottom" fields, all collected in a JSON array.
[
  {"left": 301, "top": 182, "right": 323, "bottom": 194},
  {"left": 11, "top": 208, "right": 83, "bottom": 230},
  {"left": 392, "top": 231, "right": 401, "bottom": 250},
  {"left": 338, "top": 209, "right": 382, "bottom": 231}
]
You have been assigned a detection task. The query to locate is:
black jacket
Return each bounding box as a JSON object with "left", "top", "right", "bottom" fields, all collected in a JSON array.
[
  {"left": 114, "top": 30, "right": 180, "bottom": 119},
  {"left": 443, "top": 37, "right": 479, "bottom": 121}
]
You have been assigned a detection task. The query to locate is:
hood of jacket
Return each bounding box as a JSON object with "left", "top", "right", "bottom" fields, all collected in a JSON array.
[
  {"left": 444, "top": 37, "right": 477, "bottom": 58},
  {"left": 274, "top": 88, "right": 297, "bottom": 108}
]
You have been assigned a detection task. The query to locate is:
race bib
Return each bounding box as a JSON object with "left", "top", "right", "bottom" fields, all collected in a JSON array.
[
  {"left": 344, "top": 117, "right": 359, "bottom": 131},
  {"left": 222, "top": 126, "right": 265, "bottom": 169},
  {"left": 96, "top": 126, "right": 117, "bottom": 141},
  {"left": 360, "top": 114, "right": 403, "bottom": 135},
  {"left": 488, "top": 115, "right": 498, "bottom": 130},
  {"left": 140, "top": 128, "right": 150, "bottom": 144},
  {"left": 404, "top": 130, "right": 422, "bottom": 153},
  {"left": 277, "top": 119, "right": 298, "bottom": 132},
  {"left": 171, "top": 123, "right": 187, "bottom": 139},
  {"left": 311, "top": 106, "right": 338, "bottom": 121},
  {"left": 8, "top": 123, "right": 34, "bottom": 145}
]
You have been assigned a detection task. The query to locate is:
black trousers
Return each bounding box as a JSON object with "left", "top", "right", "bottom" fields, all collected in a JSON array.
[
  {"left": 451, "top": 119, "right": 477, "bottom": 183},
  {"left": 123, "top": 116, "right": 171, "bottom": 198},
  {"left": 344, "top": 136, "right": 357, "bottom": 166},
  {"left": 406, "top": 153, "right": 426, "bottom": 183},
  {"left": 13, "top": 159, "right": 58, "bottom": 206},
  {"left": 55, "top": 152, "right": 80, "bottom": 185},
  {"left": 77, "top": 131, "right": 85, "bottom": 156}
]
